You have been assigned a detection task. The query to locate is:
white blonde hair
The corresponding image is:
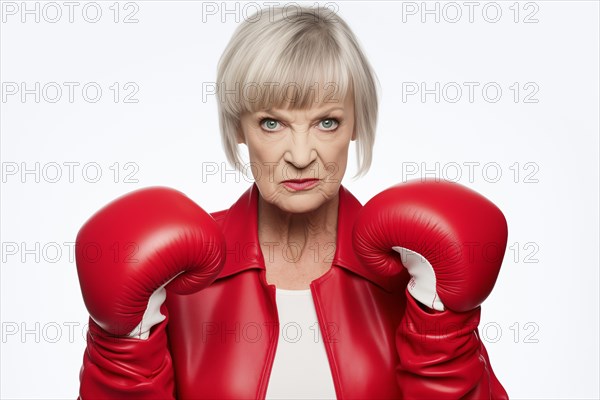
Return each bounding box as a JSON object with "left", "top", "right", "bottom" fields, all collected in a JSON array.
[{"left": 216, "top": 5, "right": 380, "bottom": 178}]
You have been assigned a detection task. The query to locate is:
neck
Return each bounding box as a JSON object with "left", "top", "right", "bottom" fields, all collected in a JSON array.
[{"left": 257, "top": 193, "right": 339, "bottom": 248}]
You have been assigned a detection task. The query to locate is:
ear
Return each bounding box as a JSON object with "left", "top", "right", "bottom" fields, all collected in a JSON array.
[
  {"left": 236, "top": 128, "right": 246, "bottom": 144},
  {"left": 351, "top": 129, "right": 357, "bottom": 141}
]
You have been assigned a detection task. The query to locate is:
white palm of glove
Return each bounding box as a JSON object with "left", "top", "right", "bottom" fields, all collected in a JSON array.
[
  {"left": 392, "top": 246, "right": 445, "bottom": 312},
  {"left": 125, "top": 272, "right": 183, "bottom": 340},
  {"left": 126, "top": 285, "right": 167, "bottom": 340}
]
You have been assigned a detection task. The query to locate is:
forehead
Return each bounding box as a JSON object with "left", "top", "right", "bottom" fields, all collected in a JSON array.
[
  {"left": 275, "top": 94, "right": 353, "bottom": 114},
  {"left": 246, "top": 83, "right": 354, "bottom": 114}
]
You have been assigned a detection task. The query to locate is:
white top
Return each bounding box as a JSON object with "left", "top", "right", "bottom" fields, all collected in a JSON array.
[{"left": 264, "top": 288, "right": 337, "bottom": 400}]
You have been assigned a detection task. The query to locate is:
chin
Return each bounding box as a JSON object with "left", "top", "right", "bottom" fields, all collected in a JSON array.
[{"left": 276, "top": 197, "right": 323, "bottom": 214}]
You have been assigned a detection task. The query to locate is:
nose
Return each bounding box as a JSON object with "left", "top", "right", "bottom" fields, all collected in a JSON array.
[{"left": 283, "top": 131, "right": 317, "bottom": 170}]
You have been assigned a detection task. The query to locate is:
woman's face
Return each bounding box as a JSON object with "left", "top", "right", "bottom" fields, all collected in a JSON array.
[{"left": 238, "top": 91, "right": 356, "bottom": 214}]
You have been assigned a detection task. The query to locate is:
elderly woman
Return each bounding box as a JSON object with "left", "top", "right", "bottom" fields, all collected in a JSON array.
[{"left": 76, "top": 5, "right": 508, "bottom": 399}]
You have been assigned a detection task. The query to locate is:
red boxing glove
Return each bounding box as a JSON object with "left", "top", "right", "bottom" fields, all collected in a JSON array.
[
  {"left": 353, "top": 179, "right": 507, "bottom": 312},
  {"left": 353, "top": 179, "right": 509, "bottom": 399},
  {"left": 76, "top": 187, "right": 225, "bottom": 339}
]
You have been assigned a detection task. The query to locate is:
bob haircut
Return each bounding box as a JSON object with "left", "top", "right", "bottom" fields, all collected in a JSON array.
[{"left": 216, "top": 5, "right": 380, "bottom": 178}]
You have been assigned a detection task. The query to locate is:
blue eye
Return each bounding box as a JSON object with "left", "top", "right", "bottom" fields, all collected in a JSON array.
[
  {"left": 258, "top": 117, "right": 340, "bottom": 132},
  {"left": 260, "top": 118, "right": 281, "bottom": 132},
  {"left": 319, "top": 118, "right": 339, "bottom": 131}
]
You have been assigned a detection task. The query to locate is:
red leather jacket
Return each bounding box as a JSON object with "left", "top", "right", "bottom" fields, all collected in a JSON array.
[{"left": 79, "top": 184, "right": 508, "bottom": 399}]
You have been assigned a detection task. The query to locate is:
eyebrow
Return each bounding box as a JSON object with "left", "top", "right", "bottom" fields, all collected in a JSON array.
[{"left": 260, "top": 107, "right": 345, "bottom": 120}]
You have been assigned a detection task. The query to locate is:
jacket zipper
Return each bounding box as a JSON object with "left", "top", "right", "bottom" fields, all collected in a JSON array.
[
  {"left": 310, "top": 281, "right": 342, "bottom": 399},
  {"left": 257, "top": 269, "right": 279, "bottom": 399}
]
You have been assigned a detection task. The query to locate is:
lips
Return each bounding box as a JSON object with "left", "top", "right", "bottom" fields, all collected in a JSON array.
[{"left": 282, "top": 178, "right": 320, "bottom": 191}]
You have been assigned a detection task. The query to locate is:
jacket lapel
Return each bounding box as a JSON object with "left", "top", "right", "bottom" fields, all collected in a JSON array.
[{"left": 213, "top": 183, "right": 401, "bottom": 293}]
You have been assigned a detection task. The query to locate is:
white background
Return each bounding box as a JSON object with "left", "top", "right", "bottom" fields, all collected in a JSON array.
[{"left": 1, "top": 1, "right": 598, "bottom": 398}]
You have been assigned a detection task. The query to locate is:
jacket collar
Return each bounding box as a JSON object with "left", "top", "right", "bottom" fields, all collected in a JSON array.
[{"left": 215, "top": 183, "right": 398, "bottom": 292}]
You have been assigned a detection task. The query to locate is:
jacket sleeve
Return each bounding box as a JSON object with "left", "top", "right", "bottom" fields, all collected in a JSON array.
[
  {"left": 395, "top": 289, "right": 509, "bottom": 399},
  {"left": 78, "top": 304, "right": 176, "bottom": 399}
]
